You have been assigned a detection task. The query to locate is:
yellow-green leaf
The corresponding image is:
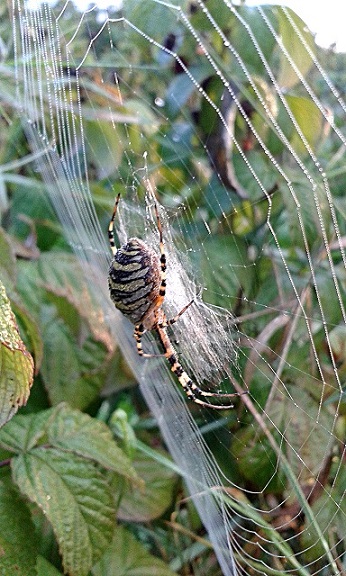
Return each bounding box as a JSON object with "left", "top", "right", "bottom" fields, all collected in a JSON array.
[
  {"left": 0, "top": 281, "right": 33, "bottom": 427},
  {"left": 37, "top": 556, "right": 63, "bottom": 576},
  {"left": 117, "top": 449, "right": 176, "bottom": 522},
  {"left": 47, "top": 403, "right": 143, "bottom": 488},
  {"left": 277, "top": 7, "right": 315, "bottom": 89},
  {"left": 12, "top": 447, "right": 116, "bottom": 576},
  {"left": 285, "top": 95, "right": 323, "bottom": 155},
  {"left": 92, "top": 524, "right": 178, "bottom": 576},
  {"left": 0, "top": 480, "right": 38, "bottom": 576}
]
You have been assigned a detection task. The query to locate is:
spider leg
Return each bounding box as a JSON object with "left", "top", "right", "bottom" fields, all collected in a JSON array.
[
  {"left": 148, "top": 186, "right": 195, "bottom": 330},
  {"left": 187, "top": 396, "right": 235, "bottom": 410},
  {"left": 133, "top": 324, "right": 166, "bottom": 358},
  {"left": 108, "top": 193, "right": 121, "bottom": 256},
  {"left": 156, "top": 326, "right": 239, "bottom": 409},
  {"left": 152, "top": 195, "right": 167, "bottom": 300},
  {"left": 160, "top": 298, "right": 195, "bottom": 328}
]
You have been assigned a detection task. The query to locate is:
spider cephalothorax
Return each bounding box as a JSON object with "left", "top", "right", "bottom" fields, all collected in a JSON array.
[{"left": 108, "top": 191, "right": 240, "bottom": 409}]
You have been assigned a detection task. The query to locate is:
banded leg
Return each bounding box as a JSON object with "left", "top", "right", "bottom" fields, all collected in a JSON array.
[
  {"left": 152, "top": 196, "right": 167, "bottom": 300},
  {"left": 108, "top": 193, "right": 121, "bottom": 256},
  {"left": 134, "top": 324, "right": 167, "bottom": 358},
  {"left": 156, "top": 325, "right": 239, "bottom": 409},
  {"left": 160, "top": 299, "right": 195, "bottom": 328}
]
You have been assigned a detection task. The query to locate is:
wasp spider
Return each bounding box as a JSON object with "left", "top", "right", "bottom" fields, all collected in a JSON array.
[{"left": 108, "top": 192, "right": 240, "bottom": 409}]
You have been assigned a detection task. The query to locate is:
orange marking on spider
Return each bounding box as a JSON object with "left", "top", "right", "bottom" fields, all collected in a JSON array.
[{"left": 108, "top": 191, "right": 242, "bottom": 409}]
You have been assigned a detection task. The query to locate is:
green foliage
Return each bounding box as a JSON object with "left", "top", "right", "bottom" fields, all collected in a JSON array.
[
  {"left": 0, "top": 404, "right": 155, "bottom": 575},
  {"left": 0, "top": 480, "right": 37, "bottom": 575},
  {"left": 0, "top": 281, "right": 33, "bottom": 427},
  {"left": 199, "top": 235, "right": 254, "bottom": 308},
  {"left": 276, "top": 8, "right": 315, "bottom": 89},
  {"left": 300, "top": 464, "right": 346, "bottom": 564},
  {"left": 16, "top": 253, "right": 113, "bottom": 409},
  {"left": 13, "top": 448, "right": 114, "bottom": 576},
  {"left": 92, "top": 524, "right": 178, "bottom": 576},
  {"left": 1, "top": 0, "right": 346, "bottom": 574},
  {"left": 11, "top": 411, "right": 176, "bottom": 574},
  {"left": 117, "top": 449, "right": 176, "bottom": 522}
]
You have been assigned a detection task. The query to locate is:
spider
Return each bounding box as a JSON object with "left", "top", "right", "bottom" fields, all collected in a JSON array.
[{"left": 108, "top": 190, "right": 240, "bottom": 409}]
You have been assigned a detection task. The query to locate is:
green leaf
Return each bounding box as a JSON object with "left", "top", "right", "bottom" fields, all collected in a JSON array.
[
  {"left": 0, "top": 281, "right": 33, "bottom": 427},
  {"left": 15, "top": 260, "right": 42, "bottom": 318},
  {"left": 0, "top": 411, "right": 48, "bottom": 452},
  {"left": 9, "top": 181, "right": 58, "bottom": 249},
  {"left": 12, "top": 298, "right": 43, "bottom": 371},
  {"left": 232, "top": 427, "right": 286, "bottom": 493},
  {"left": 0, "top": 172, "right": 9, "bottom": 213},
  {"left": 126, "top": 99, "right": 159, "bottom": 128},
  {"left": 233, "top": 149, "right": 278, "bottom": 200},
  {"left": 12, "top": 447, "right": 116, "bottom": 576},
  {"left": 18, "top": 253, "right": 111, "bottom": 348},
  {"left": 40, "top": 316, "right": 82, "bottom": 407},
  {"left": 166, "top": 64, "right": 213, "bottom": 117},
  {"left": 279, "top": 179, "right": 327, "bottom": 249},
  {"left": 0, "top": 480, "right": 38, "bottom": 576},
  {"left": 316, "top": 270, "right": 346, "bottom": 327},
  {"left": 37, "top": 556, "right": 63, "bottom": 576},
  {"left": 47, "top": 403, "right": 142, "bottom": 487},
  {"left": 300, "top": 463, "right": 346, "bottom": 563},
  {"left": 92, "top": 524, "right": 178, "bottom": 576},
  {"left": 0, "top": 404, "right": 141, "bottom": 487},
  {"left": 199, "top": 235, "right": 254, "bottom": 309},
  {"left": 190, "top": 0, "right": 232, "bottom": 32},
  {"left": 230, "top": 6, "right": 277, "bottom": 74},
  {"left": 17, "top": 255, "right": 112, "bottom": 410},
  {"left": 276, "top": 7, "right": 315, "bottom": 89},
  {"left": 84, "top": 120, "right": 124, "bottom": 179},
  {"left": 329, "top": 325, "right": 346, "bottom": 364},
  {"left": 268, "top": 386, "right": 334, "bottom": 482},
  {"left": 124, "top": 0, "right": 182, "bottom": 45},
  {"left": 40, "top": 317, "right": 109, "bottom": 409},
  {"left": 118, "top": 449, "right": 176, "bottom": 521},
  {"left": 38, "top": 253, "right": 111, "bottom": 344},
  {"left": 285, "top": 95, "right": 323, "bottom": 154},
  {"left": 0, "top": 228, "right": 17, "bottom": 288}
]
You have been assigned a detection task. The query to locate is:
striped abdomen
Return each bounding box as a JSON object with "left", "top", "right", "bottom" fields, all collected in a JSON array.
[{"left": 108, "top": 237, "right": 161, "bottom": 325}]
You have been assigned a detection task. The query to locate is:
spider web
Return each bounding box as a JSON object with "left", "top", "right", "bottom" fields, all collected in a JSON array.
[{"left": 11, "top": 0, "right": 346, "bottom": 574}]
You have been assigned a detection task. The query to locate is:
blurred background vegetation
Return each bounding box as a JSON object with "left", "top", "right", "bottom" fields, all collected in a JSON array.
[{"left": 0, "top": 1, "right": 346, "bottom": 574}]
